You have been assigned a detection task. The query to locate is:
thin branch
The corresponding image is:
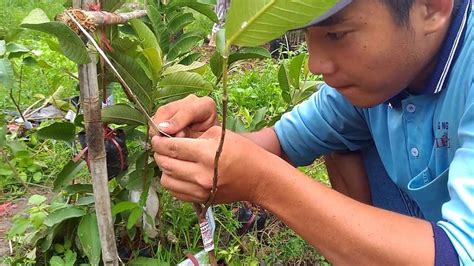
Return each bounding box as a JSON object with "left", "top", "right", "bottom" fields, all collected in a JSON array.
[
  {"left": 204, "top": 54, "right": 229, "bottom": 212},
  {"left": 9, "top": 65, "right": 27, "bottom": 125}
]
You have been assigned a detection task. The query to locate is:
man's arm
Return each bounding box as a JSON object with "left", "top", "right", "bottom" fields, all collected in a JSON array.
[
  {"left": 254, "top": 152, "right": 434, "bottom": 265},
  {"left": 240, "top": 127, "right": 285, "bottom": 159},
  {"left": 243, "top": 128, "right": 373, "bottom": 205}
]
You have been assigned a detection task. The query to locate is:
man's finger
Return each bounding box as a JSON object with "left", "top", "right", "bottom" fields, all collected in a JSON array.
[
  {"left": 154, "top": 153, "right": 213, "bottom": 190},
  {"left": 152, "top": 95, "right": 216, "bottom": 136},
  {"left": 160, "top": 173, "right": 209, "bottom": 203},
  {"left": 152, "top": 136, "right": 208, "bottom": 162},
  {"left": 169, "top": 191, "right": 204, "bottom": 203},
  {"left": 154, "top": 153, "right": 198, "bottom": 181}
]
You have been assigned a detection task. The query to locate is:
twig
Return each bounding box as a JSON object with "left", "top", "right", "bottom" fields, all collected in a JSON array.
[
  {"left": 204, "top": 54, "right": 229, "bottom": 212},
  {"left": 8, "top": 65, "right": 27, "bottom": 124}
]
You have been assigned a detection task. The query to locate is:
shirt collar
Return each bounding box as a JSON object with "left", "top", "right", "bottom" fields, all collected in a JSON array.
[
  {"left": 387, "top": 0, "right": 471, "bottom": 107},
  {"left": 422, "top": 0, "right": 472, "bottom": 95}
]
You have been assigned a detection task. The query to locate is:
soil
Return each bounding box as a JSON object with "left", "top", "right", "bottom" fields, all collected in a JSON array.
[
  {"left": 0, "top": 198, "right": 27, "bottom": 259},
  {"left": 0, "top": 187, "right": 54, "bottom": 259}
]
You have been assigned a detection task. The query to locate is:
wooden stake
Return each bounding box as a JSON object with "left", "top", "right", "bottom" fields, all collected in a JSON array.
[{"left": 74, "top": 0, "right": 118, "bottom": 265}]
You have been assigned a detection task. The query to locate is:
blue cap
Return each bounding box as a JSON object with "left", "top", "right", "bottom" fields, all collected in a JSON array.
[{"left": 304, "top": 0, "right": 352, "bottom": 27}]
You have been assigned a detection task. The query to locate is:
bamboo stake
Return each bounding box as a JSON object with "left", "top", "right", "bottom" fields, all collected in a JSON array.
[{"left": 73, "top": 0, "right": 118, "bottom": 265}]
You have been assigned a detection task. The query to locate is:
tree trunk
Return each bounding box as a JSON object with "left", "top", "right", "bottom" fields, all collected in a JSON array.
[{"left": 74, "top": 0, "right": 118, "bottom": 265}]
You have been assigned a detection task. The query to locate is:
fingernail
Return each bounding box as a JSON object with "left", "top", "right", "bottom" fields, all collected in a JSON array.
[{"left": 158, "top": 121, "right": 170, "bottom": 129}]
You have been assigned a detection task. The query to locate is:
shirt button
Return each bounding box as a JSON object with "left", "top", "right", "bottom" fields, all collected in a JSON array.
[
  {"left": 411, "top": 147, "right": 419, "bottom": 157},
  {"left": 406, "top": 104, "right": 416, "bottom": 113}
]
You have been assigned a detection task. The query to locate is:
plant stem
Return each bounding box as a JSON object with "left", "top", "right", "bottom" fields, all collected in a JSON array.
[
  {"left": 204, "top": 53, "right": 229, "bottom": 211},
  {"left": 9, "top": 65, "right": 27, "bottom": 124},
  {"left": 195, "top": 49, "right": 230, "bottom": 266}
]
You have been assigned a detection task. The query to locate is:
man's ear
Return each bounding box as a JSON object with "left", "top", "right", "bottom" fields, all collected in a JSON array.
[{"left": 412, "top": 0, "right": 454, "bottom": 35}]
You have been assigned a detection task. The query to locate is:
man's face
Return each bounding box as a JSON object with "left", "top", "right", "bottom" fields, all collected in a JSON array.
[{"left": 306, "top": 0, "right": 437, "bottom": 107}]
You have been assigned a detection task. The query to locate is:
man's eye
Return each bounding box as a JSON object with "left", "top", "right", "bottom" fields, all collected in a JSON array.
[{"left": 326, "top": 31, "right": 348, "bottom": 40}]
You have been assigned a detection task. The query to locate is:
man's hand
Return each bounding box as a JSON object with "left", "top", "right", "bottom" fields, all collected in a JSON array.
[
  {"left": 150, "top": 95, "right": 218, "bottom": 138},
  {"left": 152, "top": 126, "right": 270, "bottom": 204}
]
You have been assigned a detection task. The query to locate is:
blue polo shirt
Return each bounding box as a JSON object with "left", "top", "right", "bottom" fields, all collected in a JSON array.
[{"left": 274, "top": 1, "right": 473, "bottom": 264}]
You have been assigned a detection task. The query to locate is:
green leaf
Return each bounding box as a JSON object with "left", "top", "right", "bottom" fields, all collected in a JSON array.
[
  {"left": 6, "top": 42, "right": 30, "bottom": 54},
  {"left": 64, "top": 184, "right": 93, "bottom": 195},
  {"left": 64, "top": 250, "right": 77, "bottom": 266},
  {"left": 278, "top": 64, "right": 291, "bottom": 104},
  {"left": 7, "top": 217, "right": 29, "bottom": 237},
  {"left": 250, "top": 107, "right": 268, "bottom": 130},
  {"left": 36, "top": 122, "right": 75, "bottom": 143},
  {"left": 293, "top": 80, "right": 322, "bottom": 105},
  {"left": 50, "top": 256, "right": 65, "bottom": 266},
  {"left": 158, "top": 28, "right": 170, "bottom": 52},
  {"left": 130, "top": 19, "right": 163, "bottom": 81},
  {"left": 168, "top": 13, "right": 194, "bottom": 34},
  {"left": 28, "top": 195, "right": 47, "bottom": 205},
  {"left": 288, "top": 53, "right": 306, "bottom": 89},
  {"left": 76, "top": 196, "right": 95, "bottom": 206},
  {"left": 157, "top": 71, "right": 213, "bottom": 100},
  {"left": 130, "top": 19, "right": 160, "bottom": 50},
  {"left": 226, "top": 0, "right": 337, "bottom": 47},
  {"left": 127, "top": 207, "right": 142, "bottom": 229},
  {"left": 185, "top": 1, "right": 218, "bottom": 23},
  {"left": 20, "top": 9, "right": 90, "bottom": 64},
  {"left": 44, "top": 38, "right": 62, "bottom": 54},
  {"left": 112, "top": 201, "right": 138, "bottom": 216},
  {"left": 228, "top": 47, "right": 271, "bottom": 65},
  {"left": 102, "top": 0, "right": 126, "bottom": 12},
  {"left": 162, "top": 61, "right": 206, "bottom": 76},
  {"left": 40, "top": 225, "right": 58, "bottom": 252},
  {"left": 167, "top": 33, "right": 203, "bottom": 61},
  {"left": 54, "top": 160, "right": 86, "bottom": 192},
  {"left": 178, "top": 52, "right": 202, "bottom": 66},
  {"left": 146, "top": 5, "right": 163, "bottom": 39},
  {"left": 78, "top": 214, "right": 101, "bottom": 266},
  {"left": 210, "top": 52, "right": 224, "bottom": 79},
  {"left": 0, "top": 58, "right": 14, "bottom": 89},
  {"left": 142, "top": 47, "right": 163, "bottom": 83},
  {"left": 102, "top": 104, "right": 146, "bottom": 126},
  {"left": 109, "top": 52, "right": 153, "bottom": 111},
  {"left": 44, "top": 206, "right": 86, "bottom": 227}
]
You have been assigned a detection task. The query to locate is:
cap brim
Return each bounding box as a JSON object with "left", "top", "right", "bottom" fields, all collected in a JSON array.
[{"left": 294, "top": 0, "right": 352, "bottom": 30}]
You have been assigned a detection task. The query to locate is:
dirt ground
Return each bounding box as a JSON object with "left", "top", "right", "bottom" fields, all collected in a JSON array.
[
  {"left": 0, "top": 187, "right": 54, "bottom": 260},
  {"left": 0, "top": 198, "right": 27, "bottom": 259}
]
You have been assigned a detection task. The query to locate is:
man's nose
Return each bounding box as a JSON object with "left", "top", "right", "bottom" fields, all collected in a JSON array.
[{"left": 308, "top": 52, "right": 337, "bottom": 76}]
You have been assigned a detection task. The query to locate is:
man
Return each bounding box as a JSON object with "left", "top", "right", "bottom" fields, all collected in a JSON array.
[{"left": 151, "top": 0, "right": 473, "bottom": 264}]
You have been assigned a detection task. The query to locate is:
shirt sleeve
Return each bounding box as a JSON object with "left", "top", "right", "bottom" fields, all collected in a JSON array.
[
  {"left": 432, "top": 223, "right": 460, "bottom": 266},
  {"left": 437, "top": 82, "right": 474, "bottom": 265},
  {"left": 274, "top": 84, "right": 373, "bottom": 166}
]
